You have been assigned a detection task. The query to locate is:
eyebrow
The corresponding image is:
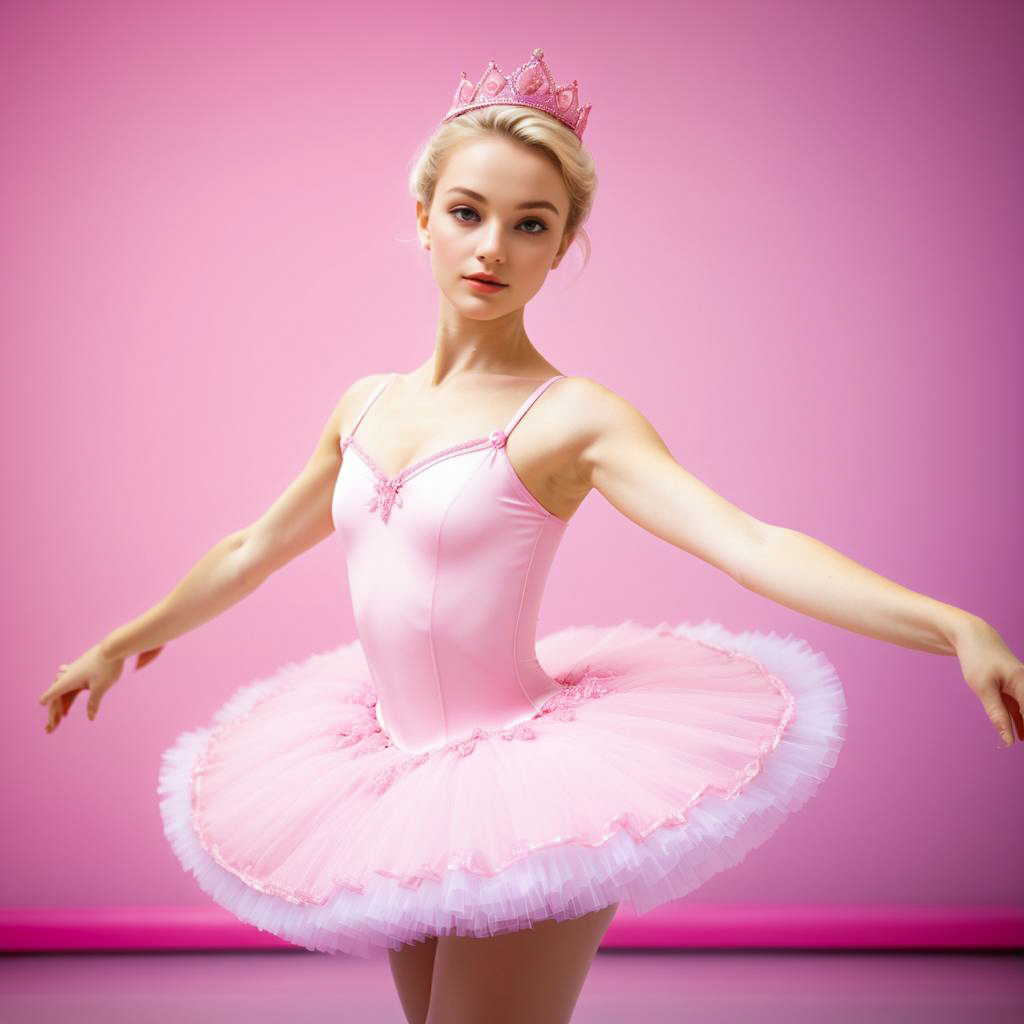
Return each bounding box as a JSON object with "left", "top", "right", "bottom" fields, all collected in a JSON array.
[{"left": 445, "top": 187, "right": 560, "bottom": 216}]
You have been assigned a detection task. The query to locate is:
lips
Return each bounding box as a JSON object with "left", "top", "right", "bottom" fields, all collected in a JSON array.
[{"left": 465, "top": 276, "right": 507, "bottom": 286}]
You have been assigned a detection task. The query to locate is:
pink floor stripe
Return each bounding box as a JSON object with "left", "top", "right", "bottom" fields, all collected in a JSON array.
[{"left": 1, "top": 904, "right": 1021, "bottom": 952}]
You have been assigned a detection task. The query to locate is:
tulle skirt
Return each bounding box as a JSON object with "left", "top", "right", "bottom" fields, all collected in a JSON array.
[{"left": 158, "top": 619, "right": 847, "bottom": 958}]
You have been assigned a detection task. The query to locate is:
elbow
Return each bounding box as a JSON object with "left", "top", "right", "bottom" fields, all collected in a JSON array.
[
  {"left": 231, "top": 528, "right": 264, "bottom": 590},
  {"left": 753, "top": 518, "right": 776, "bottom": 547},
  {"left": 730, "top": 518, "right": 775, "bottom": 588}
]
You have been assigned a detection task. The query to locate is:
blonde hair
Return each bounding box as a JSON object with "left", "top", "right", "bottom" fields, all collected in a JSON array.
[{"left": 408, "top": 105, "right": 598, "bottom": 270}]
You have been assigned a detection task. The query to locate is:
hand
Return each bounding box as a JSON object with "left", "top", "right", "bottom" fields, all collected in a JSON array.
[
  {"left": 955, "top": 618, "right": 1024, "bottom": 748},
  {"left": 37, "top": 642, "right": 162, "bottom": 733}
]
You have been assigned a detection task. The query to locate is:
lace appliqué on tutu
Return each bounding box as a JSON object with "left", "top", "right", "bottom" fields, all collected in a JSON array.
[
  {"left": 182, "top": 627, "right": 811, "bottom": 908},
  {"left": 331, "top": 665, "right": 615, "bottom": 793},
  {"left": 334, "top": 683, "right": 391, "bottom": 756}
]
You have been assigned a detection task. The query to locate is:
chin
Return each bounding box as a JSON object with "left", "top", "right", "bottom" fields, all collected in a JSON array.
[{"left": 459, "top": 305, "right": 505, "bottom": 320}]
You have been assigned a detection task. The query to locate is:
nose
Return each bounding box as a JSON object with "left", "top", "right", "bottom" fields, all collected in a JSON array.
[{"left": 474, "top": 218, "right": 505, "bottom": 264}]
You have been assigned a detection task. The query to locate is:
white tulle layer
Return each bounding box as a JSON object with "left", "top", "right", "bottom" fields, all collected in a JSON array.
[{"left": 158, "top": 619, "right": 847, "bottom": 958}]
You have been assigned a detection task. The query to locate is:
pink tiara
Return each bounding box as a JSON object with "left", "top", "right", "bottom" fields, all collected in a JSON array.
[{"left": 441, "top": 47, "right": 591, "bottom": 141}]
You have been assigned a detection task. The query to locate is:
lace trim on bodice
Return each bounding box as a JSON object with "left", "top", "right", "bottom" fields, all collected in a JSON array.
[
  {"left": 340, "top": 371, "right": 565, "bottom": 524},
  {"left": 341, "top": 429, "right": 508, "bottom": 523}
]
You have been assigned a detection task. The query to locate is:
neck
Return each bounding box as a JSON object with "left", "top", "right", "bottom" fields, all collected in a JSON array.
[{"left": 418, "top": 300, "right": 550, "bottom": 387}]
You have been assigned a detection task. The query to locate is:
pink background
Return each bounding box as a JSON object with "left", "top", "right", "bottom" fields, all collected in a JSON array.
[{"left": 2, "top": 0, "right": 1021, "bottom": 932}]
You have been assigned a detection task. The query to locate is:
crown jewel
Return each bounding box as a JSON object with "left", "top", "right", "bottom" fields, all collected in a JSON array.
[{"left": 441, "top": 47, "right": 591, "bottom": 141}]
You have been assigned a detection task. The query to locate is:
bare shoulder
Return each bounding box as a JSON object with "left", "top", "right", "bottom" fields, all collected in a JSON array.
[
  {"left": 550, "top": 374, "right": 658, "bottom": 443},
  {"left": 556, "top": 373, "right": 638, "bottom": 412},
  {"left": 334, "top": 372, "right": 394, "bottom": 439},
  {"left": 548, "top": 374, "right": 672, "bottom": 485}
]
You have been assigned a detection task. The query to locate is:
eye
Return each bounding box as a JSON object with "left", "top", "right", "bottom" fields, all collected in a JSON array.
[{"left": 449, "top": 207, "right": 548, "bottom": 234}]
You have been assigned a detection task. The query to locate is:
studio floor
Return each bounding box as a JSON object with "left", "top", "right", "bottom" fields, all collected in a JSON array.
[{"left": 1, "top": 948, "right": 1022, "bottom": 1023}]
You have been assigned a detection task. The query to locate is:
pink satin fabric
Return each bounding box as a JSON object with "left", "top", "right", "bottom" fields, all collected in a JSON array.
[
  {"left": 159, "top": 373, "right": 849, "bottom": 957},
  {"left": 332, "top": 374, "right": 571, "bottom": 754}
]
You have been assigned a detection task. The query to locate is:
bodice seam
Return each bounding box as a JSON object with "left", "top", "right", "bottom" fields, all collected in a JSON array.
[
  {"left": 511, "top": 520, "right": 549, "bottom": 713},
  {"left": 428, "top": 448, "right": 495, "bottom": 745}
]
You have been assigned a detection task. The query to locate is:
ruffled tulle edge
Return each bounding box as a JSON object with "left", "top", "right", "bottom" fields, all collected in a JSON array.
[{"left": 158, "top": 620, "right": 847, "bottom": 958}]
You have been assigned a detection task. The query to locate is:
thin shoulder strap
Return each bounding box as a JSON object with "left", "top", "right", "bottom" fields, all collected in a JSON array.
[
  {"left": 502, "top": 375, "right": 567, "bottom": 438},
  {"left": 346, "top": 373, "right": 397, "bottom": 439}
]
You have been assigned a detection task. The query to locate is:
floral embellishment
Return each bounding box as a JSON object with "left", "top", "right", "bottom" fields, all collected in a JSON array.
[
  {"left": 536, "top": 666, "right": 613, "bottom": 722},
  {"left": 360, "top": 664, "right": 618, "bottom": 793},
  {"left": 498, "top": 721, "right": 536, "bottom": 741},
  {"left": 334, "top": 686, "right": 393, "bottom": 757},
  {"left": 367, "top": 477, "right": 403, "bottom": 524},
  {"left": 342, "top": 432, "right": 507, "bottom": 524},
  {"left": 371, "top": 753, "right": 429, "bottom": 793},
  {"left": 335, "top": 711, "right": 388, "bottom": 751},
  {"left": 448, "top": 726, "right": 489, "bottom": 757}
]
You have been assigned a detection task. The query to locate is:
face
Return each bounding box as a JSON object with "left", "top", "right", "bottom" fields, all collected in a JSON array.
[{"left": 416, "top": 136, "right": 575, "bottom": 316}]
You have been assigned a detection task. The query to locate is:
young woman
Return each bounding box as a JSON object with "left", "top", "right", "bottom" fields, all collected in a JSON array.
[{"left": 39, "top": 48, "right": 1022, "bottom": 1024}]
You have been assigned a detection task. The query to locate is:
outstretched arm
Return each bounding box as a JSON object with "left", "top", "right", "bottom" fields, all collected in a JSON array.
[
  {"left": 572, "top": 378, "right": 1023, "bottom": 748},
  {"left": 38, "top": 375, "right": 382, "bottom": 732}
]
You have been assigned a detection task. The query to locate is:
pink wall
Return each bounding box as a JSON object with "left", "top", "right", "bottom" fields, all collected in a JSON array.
[{"left": 2, "top": 0, "right": 1021, "bottom": 923}]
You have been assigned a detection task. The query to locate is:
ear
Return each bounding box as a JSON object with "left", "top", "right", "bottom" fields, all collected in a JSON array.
[
  {"left": 416, "top": 199, "right": 431, "bottom": 251},
  {"left": 552, "top": 230, "right": 576, "bottom": 269}
]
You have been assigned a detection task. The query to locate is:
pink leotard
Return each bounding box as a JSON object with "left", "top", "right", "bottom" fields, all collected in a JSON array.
[
  {"left": 332, "top": 373, "right": 570, "bottom": 754},
  {"left": 164, "top": 370, "right": 848, "bottom": 956}
]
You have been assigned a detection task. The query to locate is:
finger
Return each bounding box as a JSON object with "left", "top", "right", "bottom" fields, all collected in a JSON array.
[
  {"left": 39, "top": 673, "right": 68, "bottom": 706},
  {"left": 136, "top": 646, "right": 163, "bottom": 670},
  {"left": 46, "top": 700, "right": 58, "bottom": 733},
  {"left": 1000, "top": 688, "right": 1022, "bottom": 741},
  {"left": 979, "top": 683, "right": 1014, "bottom": 746},
  {"left": 1006, "top": 668, "right": 1024, "bottom": 739}
]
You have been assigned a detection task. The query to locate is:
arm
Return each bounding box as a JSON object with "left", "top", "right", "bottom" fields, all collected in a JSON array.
[
  {"left": 715, "top": 522, "right": 1022, "bottom": 749},
  {"left": 99, "top": 382, "right": 354, "bottom": 662},
  {"left": 232, "top": 371, "right": 389, "bottom": 583},
  {"left": 40, "top": 375, "right": 381, "bottom": 732},
  {"left": 734, "top": 526, "right": 978, "bottom": 656},
  {"left": 574, "top": 378, "right": 771, "bottom": 585},
  {"left": 39, "top": 526, "right": 255, "bottom": 732},
  {"left": 99, "top": 528, "right": 255, "bottom": 663},
  {"left": 574, "top": 378, "right": 1024, "bottom": 747}
]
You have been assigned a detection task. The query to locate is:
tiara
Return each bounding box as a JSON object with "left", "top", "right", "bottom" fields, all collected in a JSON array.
[{"left": 441, "top": 47, "right": 591, "bottom": 141}]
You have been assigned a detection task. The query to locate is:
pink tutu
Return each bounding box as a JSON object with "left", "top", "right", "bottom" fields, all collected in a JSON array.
[{"left": 158, "top": 618, "right": 847, "bottom": 958}]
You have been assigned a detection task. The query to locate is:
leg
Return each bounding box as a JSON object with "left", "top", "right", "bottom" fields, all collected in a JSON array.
[
  {"left": 425, "top": 902, "right": 619, "bottom": 1024},
  {"left": 387, "top": 935, "right": 439, "bottom": 1024}
]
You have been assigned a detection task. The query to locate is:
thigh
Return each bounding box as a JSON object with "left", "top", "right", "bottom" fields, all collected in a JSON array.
[
  {"left": 387, "top": 935, "right": 439, "bottom": 1024},
  {"left": 425, "top": 902, "right": 619, "bottom": 1024}
]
